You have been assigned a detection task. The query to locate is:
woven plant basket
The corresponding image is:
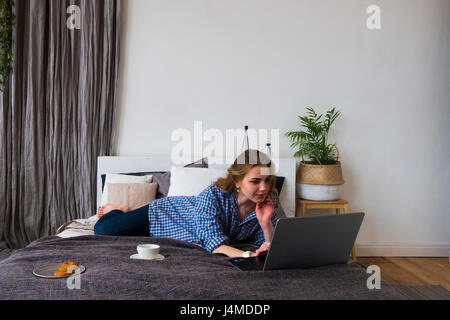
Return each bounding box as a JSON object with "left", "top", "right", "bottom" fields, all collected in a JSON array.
[{"left": 297, "top": 161, "right": 344, "bottom": 185}]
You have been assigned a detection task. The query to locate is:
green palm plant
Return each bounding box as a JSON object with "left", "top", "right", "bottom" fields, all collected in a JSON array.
[{"left": 285, "top": 107, "right": 341, "bottom": 165}]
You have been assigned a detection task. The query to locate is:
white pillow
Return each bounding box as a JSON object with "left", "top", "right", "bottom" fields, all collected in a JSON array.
[
  {"left": 100, "top": 173, "right": 153, "bottom": 206},
  {"left": 167, "top": 166, "right": 227, "bottom": 197}
]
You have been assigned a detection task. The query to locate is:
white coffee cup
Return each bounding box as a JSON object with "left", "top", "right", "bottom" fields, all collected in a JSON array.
[{"left": 137, "top": 244, "right": 160, "bottom": 259}]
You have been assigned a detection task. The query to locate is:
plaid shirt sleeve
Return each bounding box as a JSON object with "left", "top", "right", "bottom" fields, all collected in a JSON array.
[
  {"left": 249, "top": 192, "right": 282, "bottom": 246},
  {"left": 194, "top": 186, "right": 230, "bottom": 252}
]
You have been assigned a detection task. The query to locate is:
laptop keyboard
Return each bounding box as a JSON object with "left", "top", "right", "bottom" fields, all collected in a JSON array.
[{"left": 229, "top": 255, "right": 267, "bottom": 271}]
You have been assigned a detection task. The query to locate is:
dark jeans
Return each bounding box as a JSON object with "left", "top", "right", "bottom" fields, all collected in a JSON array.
[{"left": 94, "top": 204, "right": 150, "bottom": 236}]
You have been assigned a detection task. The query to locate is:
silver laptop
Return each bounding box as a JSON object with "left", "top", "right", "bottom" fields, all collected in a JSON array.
[{"left": 229, "top": 212, "right": 365, "bottom": 271}]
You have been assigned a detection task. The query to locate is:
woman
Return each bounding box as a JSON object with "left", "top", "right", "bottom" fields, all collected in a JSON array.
[{"left": 94, "top": 149, "right": 284, "bottom": 258}]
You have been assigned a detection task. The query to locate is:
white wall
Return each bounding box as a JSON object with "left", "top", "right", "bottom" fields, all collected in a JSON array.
[{"left": 115, "top": 0, "right": 450, "bottom": 256}]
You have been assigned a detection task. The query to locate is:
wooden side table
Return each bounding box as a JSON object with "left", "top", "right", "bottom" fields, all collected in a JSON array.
[{"left": 296, "top": 199, "right": 357, "bottom": 261}]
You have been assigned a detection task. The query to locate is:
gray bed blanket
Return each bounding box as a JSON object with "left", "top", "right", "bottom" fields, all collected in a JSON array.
[{"left": 0, "top": 235, "right": 405, "bottom": 300}]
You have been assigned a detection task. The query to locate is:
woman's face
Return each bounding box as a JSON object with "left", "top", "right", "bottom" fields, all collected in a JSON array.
[{"left": 236, "top": 166, "right": 271, "bottom": 204}]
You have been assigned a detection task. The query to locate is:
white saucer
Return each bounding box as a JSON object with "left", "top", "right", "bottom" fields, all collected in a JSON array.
[{"left": 130, "top": 254, "right": 165, "bottom": 261}]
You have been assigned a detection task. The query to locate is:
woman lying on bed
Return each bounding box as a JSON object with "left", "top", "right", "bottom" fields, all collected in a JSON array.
[{"left": 94, "top": 149, "right": 283, "bottom": 258}]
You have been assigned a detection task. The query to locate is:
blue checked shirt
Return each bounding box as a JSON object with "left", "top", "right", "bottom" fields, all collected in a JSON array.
[{"left": 148, "top": 184, "right": 283, "bottom": 252}]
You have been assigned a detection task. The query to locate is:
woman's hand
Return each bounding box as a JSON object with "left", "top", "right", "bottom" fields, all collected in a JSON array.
[
  {"left": 255, "top": 195, "right": 275, "bottom": 227},
  {"left": 249, "top": 242, "right": 271, "bottom": 257},
  {"left": 256, "top": 242, "right": 271, "bottom": 256}
]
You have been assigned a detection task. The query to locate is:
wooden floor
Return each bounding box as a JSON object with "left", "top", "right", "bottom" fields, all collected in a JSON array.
[{"left": 357, "top": 257, "right": 450, "bottom": 291}]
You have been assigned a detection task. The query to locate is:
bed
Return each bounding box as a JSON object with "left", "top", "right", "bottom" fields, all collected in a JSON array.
[{"left": 0, "top": 156, "right": 406, "bottom": 300}]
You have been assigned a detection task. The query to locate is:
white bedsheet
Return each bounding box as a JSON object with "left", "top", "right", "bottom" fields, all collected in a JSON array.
[{"left": 56, "top": 215, "right": 98, "bottom": 238}]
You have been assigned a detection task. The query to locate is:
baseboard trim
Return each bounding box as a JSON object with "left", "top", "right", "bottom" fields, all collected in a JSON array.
[{"left": 355, "top": 242, "right": 450, "bottom": 257}]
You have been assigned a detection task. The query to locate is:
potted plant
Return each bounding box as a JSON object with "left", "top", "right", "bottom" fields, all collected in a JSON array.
[
  {"left": 0, "top": 0, "right": 15, "bottom": 91},
  {"left": 285, "top": 107, "right": 344, "bottom": 201}
]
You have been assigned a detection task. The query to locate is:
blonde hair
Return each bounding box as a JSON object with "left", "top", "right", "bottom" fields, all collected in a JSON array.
[{"left": 214, "top": 149, "right": 278, "bottom": 196}]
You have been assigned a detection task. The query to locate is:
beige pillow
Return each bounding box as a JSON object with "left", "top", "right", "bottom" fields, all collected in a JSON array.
[{"left": 106, "top": 183, "right": 158, "bottom": 211}]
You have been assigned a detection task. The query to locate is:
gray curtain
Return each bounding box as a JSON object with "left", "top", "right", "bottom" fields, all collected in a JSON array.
[{"left": 0, "top": 0, "right": 122, "bottom": 249}]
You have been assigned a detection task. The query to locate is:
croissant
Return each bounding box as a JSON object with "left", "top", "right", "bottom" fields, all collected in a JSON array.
[{"left": 54, "top": 261, "right": 79, "bottom": 277}]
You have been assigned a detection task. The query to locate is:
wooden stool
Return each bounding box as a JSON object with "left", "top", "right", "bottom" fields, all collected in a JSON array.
[{"left": 296, "top": 199, "right": 357, "bottom": 261}]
